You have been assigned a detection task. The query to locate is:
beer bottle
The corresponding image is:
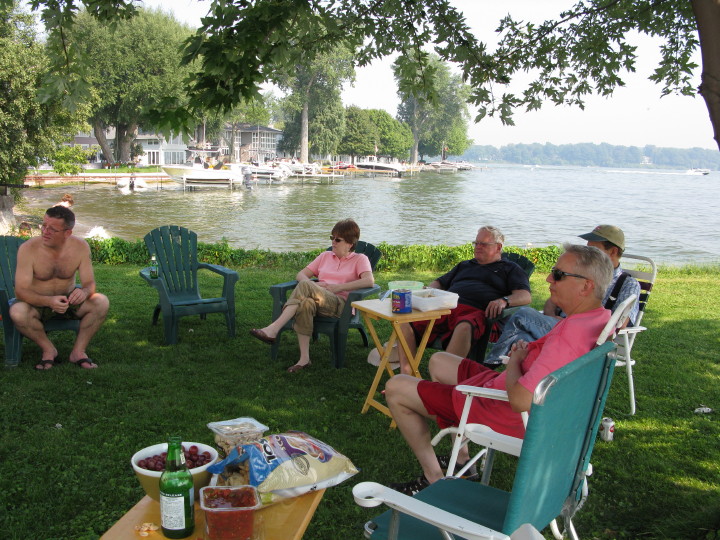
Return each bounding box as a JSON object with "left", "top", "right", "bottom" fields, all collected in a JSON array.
[
  {"left": 150, "top": 255, "right": 159, "bottom": 279},
  {"left": 159, "top": 437, "right": 194, "bottom": 538}
]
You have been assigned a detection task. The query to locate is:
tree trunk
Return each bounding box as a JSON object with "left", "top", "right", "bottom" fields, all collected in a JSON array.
[
  {"left": 117, "top": 122, "right": 138, "bottom": 163},
  {"left": 93, "top": 119, "right": 114, "bottom": 164},
  {"left": 300, "top": 101, "right": 309, "bottom": 163},
  {"left": 692, "top": 0, "right": 720, "bottom": 151},
  {"left": 0, "top": 195, "right": 16, "bottom": 235}
]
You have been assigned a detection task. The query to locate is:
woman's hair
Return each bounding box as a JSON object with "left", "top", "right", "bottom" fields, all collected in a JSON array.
[
  {"left": 563, "top": 244, "right": 613, "bottom": 300},
  {"left": 61, "top": 193, "right": 74, "bottom": 204},
  {"left": 332, "top": 219, "right": 360, "bottom": 251}
]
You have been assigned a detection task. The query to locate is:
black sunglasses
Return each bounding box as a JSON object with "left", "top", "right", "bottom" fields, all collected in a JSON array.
[
  {"left": 550, "top": 267, "right": 589, "bottom": 282},
  {"left": 330, "top": 236, "right": 345, "bottom": 243}
]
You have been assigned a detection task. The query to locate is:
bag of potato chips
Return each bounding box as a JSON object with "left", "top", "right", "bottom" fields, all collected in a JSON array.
[{"left": 207, "top": 431, "right": 358, "bottom": 499}]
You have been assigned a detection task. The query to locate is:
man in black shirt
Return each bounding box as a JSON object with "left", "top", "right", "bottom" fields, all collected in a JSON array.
[{"left": 396, "top": 226, "right": 531, "bottom": 374}]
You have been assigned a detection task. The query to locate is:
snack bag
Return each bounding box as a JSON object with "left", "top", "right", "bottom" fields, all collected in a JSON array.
[{"left": 208, "top": 431, "right": 358, "bottom": 499}]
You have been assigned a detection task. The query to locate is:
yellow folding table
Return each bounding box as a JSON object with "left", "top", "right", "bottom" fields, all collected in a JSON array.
[{"left": 352, "top": 299, "right": 451, "bottom": 427}]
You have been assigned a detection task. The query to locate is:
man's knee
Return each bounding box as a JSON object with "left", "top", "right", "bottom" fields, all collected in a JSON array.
[
  {"left": 385, "top": 375, "right": 416, "bottom": 404},
  {"left": 81, "top": 293, "right": 110, "bottom": 320},
  {"left": 9, "top": 301, "right": 37, "bottom": 324}
]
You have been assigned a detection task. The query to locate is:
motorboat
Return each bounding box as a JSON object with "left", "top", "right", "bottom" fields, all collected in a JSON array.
[
  {"left": 355, "top": 159, "right": 407, "bottom": 177},
  {"left": 162, "top": 164, "right": 241, "bottom": 185},
  {"left": 686, "top": 168, "right": 710, "bottom": 176}
]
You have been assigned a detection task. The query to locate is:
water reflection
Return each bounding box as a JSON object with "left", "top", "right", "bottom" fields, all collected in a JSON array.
[{"left": 19, "top": 165, "right": 720, "bottom": 264}]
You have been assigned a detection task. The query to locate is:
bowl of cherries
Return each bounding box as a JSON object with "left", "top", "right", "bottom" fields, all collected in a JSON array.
[{"left": 131, "top": 441, "right": 219, "bottom": 501}]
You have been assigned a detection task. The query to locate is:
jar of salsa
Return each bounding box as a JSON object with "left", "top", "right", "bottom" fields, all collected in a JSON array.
[{"left": 200, "top": 485, "right": 260, "bottom": 540}]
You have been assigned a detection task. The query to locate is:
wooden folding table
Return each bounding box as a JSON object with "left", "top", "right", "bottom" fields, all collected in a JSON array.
[
  {"left": 352, "top": 299, "right": 451, "bottom": 427},
  {"left": 101, "top": 489, "right": 324, "bottom": 540}
]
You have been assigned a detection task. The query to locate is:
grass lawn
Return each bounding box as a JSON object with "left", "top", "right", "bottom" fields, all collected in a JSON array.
[{"left": 0, "top": 265, "right": 719, "bottom": 539}]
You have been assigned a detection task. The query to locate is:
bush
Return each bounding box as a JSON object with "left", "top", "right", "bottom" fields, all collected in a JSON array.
[{"left": 84, "top": 237, "right": 561, "bottom": 272}]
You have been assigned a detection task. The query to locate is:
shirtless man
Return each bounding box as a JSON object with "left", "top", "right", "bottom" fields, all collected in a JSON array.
[{"left": 10, "top": 206, "right": 109, "bottom": 370}]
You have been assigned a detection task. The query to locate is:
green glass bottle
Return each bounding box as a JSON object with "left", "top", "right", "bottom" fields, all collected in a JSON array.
[{"left": 159, "top": 436, "right": 195, "bottom": 539}]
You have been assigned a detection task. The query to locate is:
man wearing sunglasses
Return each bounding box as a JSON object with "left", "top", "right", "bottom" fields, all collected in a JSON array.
[
  {"left": 484, "top": 224, "right": 641, "bottom": 366},
  {"left": 395, "top": 226, "right": 531, "bottom": 375},
  {"left": 385, "top": 244, "right": 613, "bottom": 496}
]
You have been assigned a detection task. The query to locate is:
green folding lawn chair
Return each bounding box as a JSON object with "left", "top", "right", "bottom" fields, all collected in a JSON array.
[{"left": 353, "top": 341, "right": 617, "bottom": 540}]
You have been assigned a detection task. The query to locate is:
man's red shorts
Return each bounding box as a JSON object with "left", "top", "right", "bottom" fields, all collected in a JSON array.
[
  {"left": 417, "top": 359, "right": 488, "bottom": 429},
  {"left": 411, "top": 303, "right": 487, "bottom": 349}
]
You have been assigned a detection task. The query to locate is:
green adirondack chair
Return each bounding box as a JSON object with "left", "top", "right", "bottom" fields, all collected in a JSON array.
[
  {"left": 139, "top": 226, "right": 239, "bottom": 345},
  {"left": 353, "top": 341, "right": 617, "bottom": 540},
  {"left": 268, "top": 240, "right": 382, "bottom": 368},
  {"left": 0, "top": 236, "right": 80, "bottom": 368}
]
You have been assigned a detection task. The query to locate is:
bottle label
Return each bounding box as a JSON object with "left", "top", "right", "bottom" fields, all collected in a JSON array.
[{"left": 160, "top": 492, "right": 193, "bottom": 530}]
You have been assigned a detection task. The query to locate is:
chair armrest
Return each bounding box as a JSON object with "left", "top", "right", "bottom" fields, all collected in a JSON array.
[
  {"left": 338, "top": 285, "right": 381, "bottom": 326},
  {"left": 269, "top": 279, "right": 299, "bottom": 301},
  {"left": 352, "top": 481, "right": 511, "bottom": 540},
  {"left": 617, "top": 325, "right": 647, "bottom": 336},
  {"left": 139, "top": 268, "right": 169, "bottom": 294},
  {"left": 455, "top": 385, "right": 510, "bottom": 402},
  {"left": 198, "top": 263, "right": 239, "bottom": 298},
  {"left": 197, "top": 262, "right": 238, "bottom": 279}
]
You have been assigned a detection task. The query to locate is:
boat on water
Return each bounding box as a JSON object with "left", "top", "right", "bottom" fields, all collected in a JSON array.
[
  {"left": 162, "top": 162, "right": 288, "bottom": 186},
  {"left": 355, "top": 159, "right": 407, "bottom": 177},
  {"left": 426, "top": 162, "right": 457, "bottom": 173},
  {"left": 686, "top": 168, "right": 710, "bottom": 176}
]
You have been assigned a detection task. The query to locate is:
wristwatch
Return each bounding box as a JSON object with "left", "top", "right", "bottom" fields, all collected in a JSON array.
[{"left": 502, "top": 296, "right": 510, "bottom": 307}]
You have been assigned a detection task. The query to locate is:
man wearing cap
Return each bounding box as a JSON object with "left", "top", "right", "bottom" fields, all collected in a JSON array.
[{"left": 484, "top": 224, "right": 641, "bottom": 366}]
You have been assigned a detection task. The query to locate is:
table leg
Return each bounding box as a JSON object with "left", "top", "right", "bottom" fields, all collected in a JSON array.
[{"left": 360, "top": 314, "right": 397, "bottom": 417}]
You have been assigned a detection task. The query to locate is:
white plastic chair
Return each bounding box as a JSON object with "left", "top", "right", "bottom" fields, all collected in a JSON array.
[
  {"left": 430, "top": 295, "right": 637, "bottom": 539},
  {"left": 614, "top": 254, "right": 657, "bottom": 415}
]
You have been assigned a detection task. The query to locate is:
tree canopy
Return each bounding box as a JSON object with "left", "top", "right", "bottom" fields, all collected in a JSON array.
[
  {"left": 10, "top": 0, "right": 720, "bottom": 150},
  {"left": 68, "top": 8, "right": 194, "bottom": 163},
  {"left": 0, "top": 2, "right": 87, "bottom": 189}
]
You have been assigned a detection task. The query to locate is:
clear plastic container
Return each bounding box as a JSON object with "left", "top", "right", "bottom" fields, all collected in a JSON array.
[
  {"left": 200, "top": 485, "right": 261, "bottom": 540},
  {"left": 387, "top": 280, "right": 424, "bottom": 291},
  {"left": 411, "top": 289, "right": 459, "bottom": 311}
]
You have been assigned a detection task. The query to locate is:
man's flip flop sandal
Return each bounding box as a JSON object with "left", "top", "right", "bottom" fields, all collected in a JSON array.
[
  {"left": 34, "top": 359, "right": 57, "bottom": 371},
  {"left": 71, "top": 358, "right": 97, "bottom": 369}
]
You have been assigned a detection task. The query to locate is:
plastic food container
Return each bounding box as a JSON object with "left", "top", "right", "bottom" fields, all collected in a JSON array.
[
  {"left": 387, "top": 281, "right": 424, "bottom": 291},
  {"left": 411, "top": 289, "right": 459, "bottom": 311},
  {"left": 201, "top": 485, "right": 261, "bottom": 540}
]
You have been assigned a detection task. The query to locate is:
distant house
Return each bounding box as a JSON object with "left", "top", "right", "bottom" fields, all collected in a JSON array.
[
  {"left": 134, "top": 131, "right": 187, "bottom": 167},
  {"left": 223, "top": 123, "right": 284, "bottom": 163}
]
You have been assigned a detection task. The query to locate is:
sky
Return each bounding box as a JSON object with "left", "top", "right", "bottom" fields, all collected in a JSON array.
[{"left": 132, "top": 1, "right": 716, "bottom": 150}]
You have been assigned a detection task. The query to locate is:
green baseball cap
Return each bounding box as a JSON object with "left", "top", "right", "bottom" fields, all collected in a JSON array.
[{"left": 579, "top": 224, "right": 625, "bottom": 250}]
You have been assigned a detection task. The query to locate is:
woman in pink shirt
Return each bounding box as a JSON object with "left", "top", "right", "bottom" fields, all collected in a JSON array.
[{"left": 250, "top": 219, "right": 375, "bottom": 372}]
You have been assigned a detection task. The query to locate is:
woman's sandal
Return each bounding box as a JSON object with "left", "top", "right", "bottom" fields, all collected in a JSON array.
[{"left": 287, "top": 362, "right": 311, "bottom": 373}]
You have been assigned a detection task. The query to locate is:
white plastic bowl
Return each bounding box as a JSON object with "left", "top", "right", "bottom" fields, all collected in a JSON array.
[{"left": 131, "top": 441, "right": 219, "bottom": 501}]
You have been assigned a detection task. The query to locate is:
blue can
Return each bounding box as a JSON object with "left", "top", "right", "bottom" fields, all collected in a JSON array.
[{"left": 391, "top": 289, "right": 412, "bottom": 313}]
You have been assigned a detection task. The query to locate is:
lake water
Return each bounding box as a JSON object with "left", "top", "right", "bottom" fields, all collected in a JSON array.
[{"left": 21, "top": 165, "right": 720, "bottom": 265}]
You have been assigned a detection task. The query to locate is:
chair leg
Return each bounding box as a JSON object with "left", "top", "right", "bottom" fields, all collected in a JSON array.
[
  {"left": 480, "top": 448, "right": 495, "bottom": 485},
  {"left": 626, "top": 356, "right": 636, "bottom": 415},
  {"left": 163, "top": 314, "right": 178, "bottom": 345},
  {"left": 152, "top": 305, "right": 161, "bottom": 326},
  {"left": 225, "top": 309, "right": 236, "bottom": 337},
  {"left": 357, "top": 327, "right": 370, "bottom": 347},
  {"left": 3, "top": 327, "right": 23, "bottom": 368}
]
